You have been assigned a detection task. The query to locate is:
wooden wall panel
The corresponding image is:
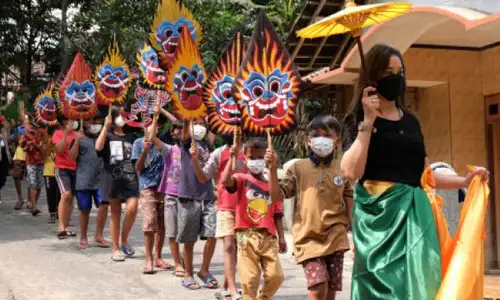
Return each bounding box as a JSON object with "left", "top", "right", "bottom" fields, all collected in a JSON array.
[
  {"left": 481, "top": 46, "right": 500, "bottom": 96},
  {"left": 418, "top": 83, "right": 452, "bottom": 164},
  {"left": 448, "top": 50, "right": 485, "bottom": 175},
  {"left": 404, "top": 48, "right": 486, "bottom": 175}
]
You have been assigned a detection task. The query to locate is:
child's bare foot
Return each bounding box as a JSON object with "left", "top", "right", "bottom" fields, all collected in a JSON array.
[
  {"left": 143, "top": 261, "right": 155, "bottom": 274},
  {"left": 78, "top": 238, "right": 88, "bottom": 249},
  {"left": 154, "top": 258, "right": 173, "bottom": 270}
]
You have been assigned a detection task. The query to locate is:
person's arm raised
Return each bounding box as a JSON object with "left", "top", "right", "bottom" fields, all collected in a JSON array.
[
  {"left": 340, "top": 86, "right": 379, "bottom": 181},
  {"left": 265, "top": 147, "right": 281, "bottom": 203},
  {"left": 95, "top": 116, "right": 112, "bottom": 151},
  {"left": 54, "top": 122, "right": 73, "bottom": 154},
  {"left": 69, "top": 132, "right": 84, "bottom": 161}
]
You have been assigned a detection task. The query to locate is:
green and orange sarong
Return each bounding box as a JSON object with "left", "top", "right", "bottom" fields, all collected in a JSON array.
[
  {"left": 351, "top": 179, "right": 441, "bottom": 300},
  {"left": 351, "top": 167, "right": 489, "bottom": 300}
]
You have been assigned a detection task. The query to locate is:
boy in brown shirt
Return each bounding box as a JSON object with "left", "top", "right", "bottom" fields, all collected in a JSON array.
[{"left": 279, "top": 115, "right": 354, "bottom": 300}]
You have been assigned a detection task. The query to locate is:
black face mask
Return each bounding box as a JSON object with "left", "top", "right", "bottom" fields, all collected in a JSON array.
[{"left": 376, "top": 74, "right": 404, "bottom": 102}]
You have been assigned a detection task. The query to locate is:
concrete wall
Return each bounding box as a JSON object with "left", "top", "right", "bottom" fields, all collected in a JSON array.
[{"left": 373, "top": 0, "right": 500, "bottom": 13}]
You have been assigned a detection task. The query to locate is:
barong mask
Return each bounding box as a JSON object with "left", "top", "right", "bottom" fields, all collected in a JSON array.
[
  {"left": 149, "top": 0, "right": 202, "bottom": 69},
  {"left": 136, "top": 42, "right": 166, "bottom": 89},
  {"left": 94, "top": 41, "right": 132, "bottom": 105},
  {"left": 34, "top": 82, "right": 58, "bottom": 127},
  {"left": 203, "top": 32, "right": 246, "bottom": 136},
  {"left": 232, "top": 11, "right": 301, "bottom": 136},
  {"left": 56, "top": 52, "right": 97, "bottom": 120},
  {"left": 165, "top": 25, "right": 207, "bottom": 120}
]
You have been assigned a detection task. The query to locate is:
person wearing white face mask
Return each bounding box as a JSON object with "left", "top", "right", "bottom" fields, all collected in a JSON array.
[
  {"left": 176, "top": 118, "right": 218, "bottom": 290},
  {"left": 221, "top": 137, "right": 284, "bottom": 299},
  {"left": 278, "top": 115, "right": 354, "bottom": 300},
  {"left": 69, "top": 112, "right": 109, "bottom": 249},
  {"left": 95, "top": 106, "right": 139, "bottom": 262}
]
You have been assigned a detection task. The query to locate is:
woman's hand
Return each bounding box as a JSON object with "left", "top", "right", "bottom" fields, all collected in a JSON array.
[
  {"left": 361, "top": 86, "right": 380, "bottom": 125},
  {"left": 464, "top": 167, "right": 489, "bottom": 186}
]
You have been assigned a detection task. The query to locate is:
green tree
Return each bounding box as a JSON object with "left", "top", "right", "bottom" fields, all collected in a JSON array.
[{"left": 0, "top": 0, "right": 61, "bottom": 90}]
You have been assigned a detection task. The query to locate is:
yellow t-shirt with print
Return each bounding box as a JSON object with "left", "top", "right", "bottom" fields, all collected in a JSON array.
[
  {"left": 13, "top": 146, "right": 26, "bottom": 161},
  {"left": 43, "top": 155, "right": 55, "bottom": 177}
]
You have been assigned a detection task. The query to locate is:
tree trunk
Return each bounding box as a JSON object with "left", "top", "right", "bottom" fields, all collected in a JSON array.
[{"left": 60, "top": 0, "right": 69, "bottom": 72}]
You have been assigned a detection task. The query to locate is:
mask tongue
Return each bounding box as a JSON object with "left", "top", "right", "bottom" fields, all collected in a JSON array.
[{"left": 376, "top": 74, "right": 404, "bottom": 102}]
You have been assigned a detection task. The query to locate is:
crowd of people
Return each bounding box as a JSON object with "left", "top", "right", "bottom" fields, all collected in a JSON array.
[
  {"left": 4, "top": 97, "right": 355, "bottom": 300},
  {"left": 0, "top": 44, "right": 490, "bottom": 300}
]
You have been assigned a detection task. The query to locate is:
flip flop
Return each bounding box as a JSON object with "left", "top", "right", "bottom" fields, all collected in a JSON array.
[
  {"left": 214, "top": 290, "right": 231, "bottom": 299},
  {"left": 94, "top": 238, "right": 111, "bottom": 248},
  {"left": 197, "top": 272, "right": 219, "bottom": 289},
  {"left": 14, "top": 201, "right": 23, "bottom": 210},
  {"left": 119, "top": 244, "right": 136, "bottom": 258},
  {"left": 181, "top": 278, "right": 201, "bottom": 290},
  {"left": 57, "top": 231, "right": 76, "bottom": 240},
  {"left": 111, "top": 254, "right": 126, "bottom": 262},
  {"left": 154, "top": 260, "right": 173, "bottom": 270},
  {"left": 173, "top": 270, "right": 185, "bottom": 277}
]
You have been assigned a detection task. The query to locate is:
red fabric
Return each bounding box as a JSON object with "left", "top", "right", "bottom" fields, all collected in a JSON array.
[
  {"left": 233, "top": 173, "right": 281, "bottom": 236},
  {"left": 21, "top": 127, "right": 46, "bottom": 165},
  {"left": 216, "top": 147, "right": 246, "bottom": 212},
  {"left": 51, "top": 129, "right": 77, "bottom": 170}
]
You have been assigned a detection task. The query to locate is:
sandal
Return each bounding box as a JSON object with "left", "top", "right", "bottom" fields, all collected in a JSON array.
[
  {"left": 111, "top": 254, "right": 126, "bottom": 262},
  {"left": 57, "top": 231, "right": 76, "bottom": 240},
  {"left": 154, "top": 260, "right": 173, "bottom": 270},
  {"left": 182, "top": 278, "right": 201, "bottom": 290},
  {"left": 119, "top": 244, "right": 136, "bottom": 258},
  {"left": 32, "top": 209, "right": 41, "bottom": 217},
  {"left": 197, "top": 272, "right": 219, "bottom": 289},
  {"left": 214, "top": 290, "right": 231, "bottom": 299},
  {"left": 231, "top": 293, "right": 242, "bottom": 300},
  {"left": 94, "top": 238, "right": 111, "bottom": 248},
  {"left": 173, "top": 270, "right": 185, "bottom": 278},
  {"left": 14, "top": 200, "right": 23, "bottom": 210}
]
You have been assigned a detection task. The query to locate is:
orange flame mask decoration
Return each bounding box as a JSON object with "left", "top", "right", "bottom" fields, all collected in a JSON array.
[
  {"left": 232, "top": 11, "right": 301, "bottom": 136},
  {"left": 165, "top": 25, "right": 207, "bottom": 120},
  {"left": 203, "top": 32, "right": 246, "bottom": 136},
  {"left": 149, "top": 0, "right": 202, "bottom": 69},
  {"left": 56, "top": 52, "right": 97, "bottom": 120},
  {"left": 136, "top": 42, "right": 166, "bottom": 89},
  {"left": 94, "top": 41, "right": 132, "bottom": 105},
  {"left": 35, "top": 81, "right": 58, "bottom": 126}
]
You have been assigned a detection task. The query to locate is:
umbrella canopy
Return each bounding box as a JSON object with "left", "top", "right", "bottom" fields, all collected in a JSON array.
[{"left": 296, "top": 0, "right": 411, "bottom": 38}]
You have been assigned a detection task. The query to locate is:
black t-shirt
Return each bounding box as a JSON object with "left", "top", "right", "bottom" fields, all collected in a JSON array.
[
  {"left": 345, "top": 110, "right": 427, "bottom": 187},
  {"left": 97, "top": 132, "right": 138, "bottom": 189}
]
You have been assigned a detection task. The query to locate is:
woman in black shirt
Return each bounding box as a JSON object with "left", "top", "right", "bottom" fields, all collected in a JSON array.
[{"left": 341, "top": 44, "right": 489, "bottom": 300}]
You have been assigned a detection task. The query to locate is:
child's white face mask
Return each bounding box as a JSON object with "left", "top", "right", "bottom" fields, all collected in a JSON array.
[
  {"left": 310, "top": 137, "right": 334, "bottom": 157},
  {"left": 114, "top": 116, "right": 125, "bottom": 128},
  {"left": 246, "top": 159, "right": 266, "bottom": 175},
  {"left": 193, "top": 125, "right": 207, "bottom": 141}
]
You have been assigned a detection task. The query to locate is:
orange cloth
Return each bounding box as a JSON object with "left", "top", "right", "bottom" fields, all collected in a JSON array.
[{"left": 421, "top": 166, "right": 489, "bottom": 300}]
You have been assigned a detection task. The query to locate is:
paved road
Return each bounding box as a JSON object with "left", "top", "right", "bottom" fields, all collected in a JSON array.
[{"left": 0, "top": 178, "right": 353, "bottom": 300}]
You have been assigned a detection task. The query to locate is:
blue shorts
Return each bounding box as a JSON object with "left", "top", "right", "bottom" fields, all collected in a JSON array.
[{"left": 76, "top": 189, "right": 107, "bottom": 211}]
